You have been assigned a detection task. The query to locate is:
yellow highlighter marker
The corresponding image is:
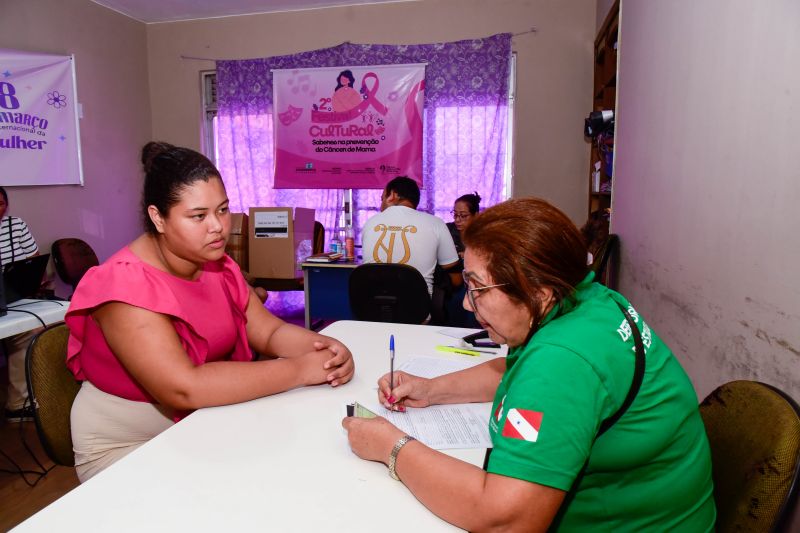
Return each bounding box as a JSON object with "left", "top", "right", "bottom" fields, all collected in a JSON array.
[{"left": 436, "top": 345, "right": 482, "bottom": 357}]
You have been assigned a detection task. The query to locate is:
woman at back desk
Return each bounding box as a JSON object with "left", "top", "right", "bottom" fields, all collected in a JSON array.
[
  {"left": 446, "top": 192, "right": 480, "bottom": 258},
  {"left": 443, "top": 192, "right": 481, "bottom": 327},
  {"left": 66, "top": 142, "right": 354, "bottom": 481},
  {"left": 343, "top": 198, "right": 714, "bottom": 531}
]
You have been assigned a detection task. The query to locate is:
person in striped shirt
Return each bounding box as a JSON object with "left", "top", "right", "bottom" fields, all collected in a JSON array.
[
  {"left": 0, "top": 188, "right": 38, "bottom": 267},
  {"left": 1, "top": 186, "right": 41, "bottom": 422}
]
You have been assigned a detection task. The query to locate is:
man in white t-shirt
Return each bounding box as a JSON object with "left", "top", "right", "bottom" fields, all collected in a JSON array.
[{"left": 361, "top": 177, "right": 460, "bottom": 295}]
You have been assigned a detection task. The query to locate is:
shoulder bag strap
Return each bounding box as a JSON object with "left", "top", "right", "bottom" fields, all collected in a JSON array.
[
  {"left": 597, "top": 301, "right": 646, "bottom": 436},
  {"left": 483, "top": 300, "right": 647, "bottom": 472},
  {"left": 547, "top": 301, "right": 647, "bottom": 529}
]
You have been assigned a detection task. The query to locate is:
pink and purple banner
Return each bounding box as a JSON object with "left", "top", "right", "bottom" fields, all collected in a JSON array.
[
  {"left": 0, "top": 49, "right": 83, "bottom": 186},
  {"left": 272, "top": 63, "right": 425, "bottom": 189}
]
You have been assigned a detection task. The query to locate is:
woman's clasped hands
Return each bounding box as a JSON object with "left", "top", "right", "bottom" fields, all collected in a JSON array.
[{"left": 303, "top": 339, "right": 355, "bottom": 387}]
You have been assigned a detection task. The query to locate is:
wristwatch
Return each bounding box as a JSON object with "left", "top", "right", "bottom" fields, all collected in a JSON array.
[{"left": 388, "top": 435, "right": 416, "bottom": 481}]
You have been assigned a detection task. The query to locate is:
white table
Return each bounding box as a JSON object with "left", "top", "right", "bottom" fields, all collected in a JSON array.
[
  {"left": 14, "top": 321, "right": 503, "bottom": 532},
  {"left": 0, "top": 299, "right": 68, "bottom": 339}
]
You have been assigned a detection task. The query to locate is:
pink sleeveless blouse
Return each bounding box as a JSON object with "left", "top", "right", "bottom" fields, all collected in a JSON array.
[{"left": 65, "top": 247, "right": 253, "bottom": 405}]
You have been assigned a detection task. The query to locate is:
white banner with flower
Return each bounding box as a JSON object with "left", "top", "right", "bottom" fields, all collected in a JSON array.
[{"left": 0, "top": 48, "right": 83, "bottom": 186}]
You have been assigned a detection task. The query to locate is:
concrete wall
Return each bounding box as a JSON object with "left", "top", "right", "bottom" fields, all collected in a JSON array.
[
  {"left": 0, "top": 0, "right": 152, "bottom": 296},
  {"left": 612, "top": 0, "right": 800, "bottom": 401},
  {"left": 144, "top": 0, "right": 595, "bottom": 223}
]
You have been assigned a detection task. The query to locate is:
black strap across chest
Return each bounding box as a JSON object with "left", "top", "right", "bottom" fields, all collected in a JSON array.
[{"left": 481, "top": 300, "right": 647, "bottom": 469}]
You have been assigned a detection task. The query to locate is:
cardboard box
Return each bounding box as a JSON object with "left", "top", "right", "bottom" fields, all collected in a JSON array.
[
  {"left": 225, "top": 213, "right": 249, "bottom": 271},
  {"left": 248, "top": 207, "right": 315, "bottom": 278}
]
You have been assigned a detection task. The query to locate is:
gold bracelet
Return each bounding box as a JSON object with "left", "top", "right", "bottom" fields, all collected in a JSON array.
[{"left": 388, "top": 435, "right": 416, "bottom": 481}]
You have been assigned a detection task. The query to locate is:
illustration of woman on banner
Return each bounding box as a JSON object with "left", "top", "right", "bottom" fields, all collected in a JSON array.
[{"left": 332, "top": 70, "right": 363, "bottom": 112}]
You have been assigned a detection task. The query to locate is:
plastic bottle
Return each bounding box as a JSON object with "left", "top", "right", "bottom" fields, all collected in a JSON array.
[
  {"left": 344, "top": 226, "right": 355, "bottom": 261},
  {"left": 329, "top": 237, "right": 341, "bottom": 255}
]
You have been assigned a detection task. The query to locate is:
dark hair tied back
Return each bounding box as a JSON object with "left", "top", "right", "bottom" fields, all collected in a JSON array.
[
  {"left": 141, "top": 141, "right": 175, "bottom": 174},
  {"left": 456, "top": 191, "right": 482, "bottom": 214},
  {"left": 140, "top": 141, "right": 222, "bottom": 235}
]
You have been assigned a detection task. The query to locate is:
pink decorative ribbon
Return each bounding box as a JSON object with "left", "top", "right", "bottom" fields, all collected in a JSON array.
[
  {"left": 311, "top": 72, "right": 388, "bottom": 124},
  {"left": 404, "top": 79, "right": 424, "bottom": 136}
]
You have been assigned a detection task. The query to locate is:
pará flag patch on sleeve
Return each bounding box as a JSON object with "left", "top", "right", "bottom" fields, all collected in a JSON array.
[
  {"left": 502, "top": 408, "right": 543, "bottom": 442},
  {"left": 494, "top": 395, "right": 505, "bottom": 422}
]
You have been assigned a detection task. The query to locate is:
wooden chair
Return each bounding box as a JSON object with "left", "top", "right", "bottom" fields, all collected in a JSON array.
[
  {"left": 699, "top": 380, "right": 800, "bottom": 532},
  {"left": 24, "top": 323, "right": 79, "bottom": 467},
  {"left": 348, "top": 263, "right": 431, "bottom": 324}
]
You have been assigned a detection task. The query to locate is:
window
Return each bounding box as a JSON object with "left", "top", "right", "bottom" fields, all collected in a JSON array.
[
  {"left": 201, "top": 58, "right": 515, "bottom": 209},
  {"left": 201, "top": 70, "right": 218, "bottom": 162}
]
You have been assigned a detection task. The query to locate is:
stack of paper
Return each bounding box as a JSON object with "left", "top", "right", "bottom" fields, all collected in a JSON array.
[
  {"left": 365, "top": 357, "right": 494, "bottom": 450},
  {"left": 306, "top": 252, "right": 343, "bottom": 263}
]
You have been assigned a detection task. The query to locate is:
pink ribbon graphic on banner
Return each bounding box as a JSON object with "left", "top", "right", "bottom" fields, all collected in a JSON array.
[
  {"left": 311, "top": 72, "right": 388, "bottom": 123},
  {"left": 404, "top": 79, "right": 424, "bottom": 136}
]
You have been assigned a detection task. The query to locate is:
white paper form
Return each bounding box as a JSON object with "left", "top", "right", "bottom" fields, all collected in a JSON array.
[{"left": 367, "top": 357, "right": 493, "bottom": 450}]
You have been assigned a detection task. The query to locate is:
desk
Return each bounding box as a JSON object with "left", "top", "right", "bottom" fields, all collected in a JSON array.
[
  {"left": 14, "top": 321, "right": 498, "bottom": 532},
  {"left": 0, "top": 299, "right": 68, "bottom": 339},
  {"left": 302, "top": 260, "right": 360, "bottom": 329}
]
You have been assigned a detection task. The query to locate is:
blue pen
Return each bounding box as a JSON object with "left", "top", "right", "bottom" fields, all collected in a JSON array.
[{"left": 389, "top": 334, "right": 395, "bottom": 392}]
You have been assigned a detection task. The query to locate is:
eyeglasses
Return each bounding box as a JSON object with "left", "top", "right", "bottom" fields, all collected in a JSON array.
[
  {"left": 451, "top": 211, "right": 472, "bottom": 221},
  {"left": 463, "top": 270, "right": 508, "bottom": 320}
]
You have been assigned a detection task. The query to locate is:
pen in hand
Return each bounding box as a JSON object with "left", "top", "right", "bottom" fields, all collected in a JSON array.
[{"left": 389, "top": 334, "right": 395, "bottom": 393}]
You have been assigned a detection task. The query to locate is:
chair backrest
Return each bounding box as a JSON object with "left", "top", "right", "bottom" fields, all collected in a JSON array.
[
  {"left": 699, "top": 380, "right": 800, "bottom": 532},
  {"left": 591, "top": 233, "right": 619, "bottom": 290},
  {"left": 313, "top": 221, "right": 325, "bottom": 255},
  {"left": 25, "top": 323, "right": 79, "bottom": 467},
  {"left": 349, "top": 263, "right": 431, "bottom": 324},
  {"left": 51, "top": 238, "right": 99, "bottom": 293}
]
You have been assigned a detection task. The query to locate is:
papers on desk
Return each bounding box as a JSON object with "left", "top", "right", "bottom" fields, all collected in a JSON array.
[
  {"left": 398, "top": 356, "right": 483, "bottom": 378},
  {"left": 377, "top": 403, "right": 492, "bottom": 450},
  {"left": 437, "top": 327, "right": 482, "bottom": 339},
  {"left": 365, "top": 357, "right": 493, "bottom": 450},
  {"left": 305, "top": 252, "right": 343, "bottom": 263}
]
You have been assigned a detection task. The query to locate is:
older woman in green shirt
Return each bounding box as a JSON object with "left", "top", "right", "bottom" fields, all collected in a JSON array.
[{"left": 342, "top": 197, "right": 715, "bottom": 531}]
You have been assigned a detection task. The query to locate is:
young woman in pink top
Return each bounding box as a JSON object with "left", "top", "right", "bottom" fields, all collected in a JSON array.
[{"left": 66, "top": 142, "right": 355, "bottom": 481}]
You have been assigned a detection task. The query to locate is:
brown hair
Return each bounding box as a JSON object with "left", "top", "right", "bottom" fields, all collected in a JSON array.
[{"left": 461, "top": 197, "right": 589, "bottom": 331}]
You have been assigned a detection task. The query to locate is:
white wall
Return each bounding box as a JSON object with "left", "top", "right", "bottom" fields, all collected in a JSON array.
[{"left": 612, "top": 0, "right": 800, "bottom": 400}]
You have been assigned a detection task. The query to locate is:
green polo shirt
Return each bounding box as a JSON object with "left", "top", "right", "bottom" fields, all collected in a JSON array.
[{"left": 486, "top": 273, "right": 715, "bottom": 531}]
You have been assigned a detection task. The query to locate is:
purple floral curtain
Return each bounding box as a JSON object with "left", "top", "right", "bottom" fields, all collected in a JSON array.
[{"left": 216, "top": 34, "right": 511, "bottom": 315}]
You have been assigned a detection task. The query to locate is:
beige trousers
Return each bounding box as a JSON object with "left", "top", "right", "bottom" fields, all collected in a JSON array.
[
  {"left": 71, "top": 381, "right": 175, "bottom": 482},
  {"left": 3, "top": 329, "right": 39, "bottom": 410}
]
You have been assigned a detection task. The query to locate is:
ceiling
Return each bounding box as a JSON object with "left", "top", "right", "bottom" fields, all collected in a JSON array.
[{"left": 91, "top": 0, "right": 415, "bottom": 23}]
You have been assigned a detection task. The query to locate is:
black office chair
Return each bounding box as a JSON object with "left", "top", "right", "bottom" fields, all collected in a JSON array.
[
  {"left": 348, "top": 263, "right": 431, "bottom": 324},
  {"left": 51, "top": 238, "right": 100, "bottom": 298}
]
